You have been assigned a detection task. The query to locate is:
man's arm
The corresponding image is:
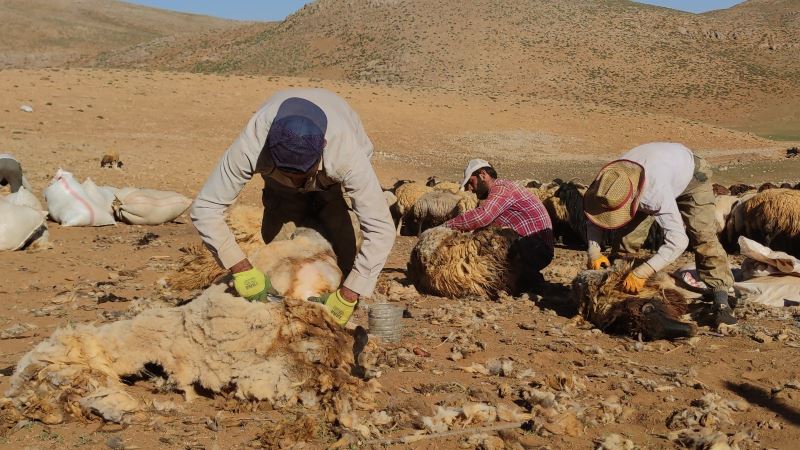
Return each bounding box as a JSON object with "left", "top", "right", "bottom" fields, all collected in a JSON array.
[
  {"left": 340, "top": 155, "right": 396, "bottom": 298},
  {"left": 190, "top": 111, "right": 267, "bottom": 269},
  {"left": 645, "top": 201, "right": 689, "bottom": 273},
  {"left": 445, "top": 185, "right": 512, "bottom": 231}
]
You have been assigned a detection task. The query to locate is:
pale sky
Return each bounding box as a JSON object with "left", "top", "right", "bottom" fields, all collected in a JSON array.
[{"left": 123, "top": 0, "right": 747, "bottom": 21}]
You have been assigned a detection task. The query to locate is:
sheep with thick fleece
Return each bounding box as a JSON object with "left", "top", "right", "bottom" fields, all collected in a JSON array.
[
  {"left": 407, "top": 226, "right": 519, "bottom": 298},
  {"left": 739, "top": 188, "right": 800, "bottom": 257},
  {"left": 432, "top": 181, "right": 461, "bottom": 193},
  {"left": 409, "top": 190, "right": 478, "bottom": 236},
  {"left": 2, "top": 284, "right": 375, "bottom": 425},
  {"left": 393, "top": 182, "right": 433, "bottom": 236}
]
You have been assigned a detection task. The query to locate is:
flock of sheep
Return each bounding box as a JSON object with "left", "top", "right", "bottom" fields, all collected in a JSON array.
[{"left": 383, "top": 176, "right": 800, "bottom": 258}]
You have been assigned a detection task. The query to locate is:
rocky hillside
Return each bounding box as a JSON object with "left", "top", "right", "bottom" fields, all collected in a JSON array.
[
  {"left": 87, "top": 0, "right": 799, "bottom": 133},
  {"left": 0, "top": 0, "right": 238, "bottom": 68}
]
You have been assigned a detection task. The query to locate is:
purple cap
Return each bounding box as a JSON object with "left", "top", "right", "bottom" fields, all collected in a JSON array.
[{"left": 266, "top": 97, "right": 328, "bottom": 173}]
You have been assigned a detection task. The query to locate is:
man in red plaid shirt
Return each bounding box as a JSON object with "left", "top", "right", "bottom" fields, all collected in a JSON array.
[{"left": 445, "top": 159, "right": 554, "bottom": 291}]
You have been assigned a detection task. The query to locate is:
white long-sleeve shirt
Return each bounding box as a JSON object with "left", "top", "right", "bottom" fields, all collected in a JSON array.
[
  {"left": 190, "top": 88, "right": 395, "bottom": 297},
  {"left": 587, "top": 142, "right": 695, "bottom": 273}
]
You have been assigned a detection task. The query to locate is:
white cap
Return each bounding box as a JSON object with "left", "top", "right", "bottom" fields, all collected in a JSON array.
[{"left": 460, "top": 158, "right": 492, "bottom": 190}]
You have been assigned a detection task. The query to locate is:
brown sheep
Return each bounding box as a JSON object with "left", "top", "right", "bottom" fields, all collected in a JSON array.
[
  {"left": 394, "top": 182, "right": 433, "bottom": 236},
  {"left": 728, "top": 183, "right": 755, "bottom": 196},
  {"left": 100, "top": 151, "right": 122, "bottom": 168},
  {"left": 739, "top": 188, "right": 800, "bottom": 258},
  {"left": 571, "top": 260, "right": 696, "bottom": 340},
  {"left": 407, "top": 226, "right": 520, "bottom": 299},
  {"left": 758, "top": 182, "right": 778, "bottom": 192},
  {"left": 712, "top": 183, "right": 730, "bottom": 196}
]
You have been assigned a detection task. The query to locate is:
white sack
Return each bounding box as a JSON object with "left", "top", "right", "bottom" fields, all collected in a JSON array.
[
  {"left": 114, "top": 188, "right": 192, "bottom": 225},
  {"left": 738, "top": 236, "right": 800, "bottom": 276},
  {"left": 5, "top": 186, "right": 43, "bottom": 212},
  {"left": 733, "top": 276, "right": 800, "bottom": 307},
  {"left": 733, "top": 237, "right": 800, "bottom": 307},
  {"left": 674, "top": 238, "right": 800, "bottom": 307},
  {"left": 82, "top": 178, "right": 116, "bottom": 215},
  {"left": 44, "top": 169, "right": 115, "bottom": 226},
  {"left": 0, "top": 200, "right": 47, "bottom": 251}
]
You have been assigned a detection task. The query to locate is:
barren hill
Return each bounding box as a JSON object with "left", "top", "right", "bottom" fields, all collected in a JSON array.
[
  {"left": 0, "top": 0, "right": 238, "bottom": 68},
  {"left": 89, "top": 0, "right": 799, "bottom": 137}
]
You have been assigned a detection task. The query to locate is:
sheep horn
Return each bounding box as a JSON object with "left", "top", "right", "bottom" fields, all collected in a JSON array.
[{"left": 640, "top": 301, "right": 697, "bottom": 340}]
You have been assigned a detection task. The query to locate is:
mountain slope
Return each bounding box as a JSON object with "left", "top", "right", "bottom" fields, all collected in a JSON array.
[{"left": 0, "top": 0, "right": 238, "bottom": 68}]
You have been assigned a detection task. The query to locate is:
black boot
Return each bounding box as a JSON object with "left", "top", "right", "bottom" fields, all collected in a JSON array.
[
  {"left": 712, "top": 289, "right": 738, "bottom": 326},
  {"left": 641, "top": 302, "right": 698, "bottom": 340}
]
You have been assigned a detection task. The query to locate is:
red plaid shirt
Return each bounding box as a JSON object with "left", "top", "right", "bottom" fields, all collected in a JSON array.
[{"left": 445, "top": 179, "right": 553, "bottom": 247}]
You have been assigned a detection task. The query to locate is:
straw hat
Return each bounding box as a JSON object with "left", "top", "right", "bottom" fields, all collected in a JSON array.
[{"left": 583, "top": 159, "right": 645, "bottom": 230}]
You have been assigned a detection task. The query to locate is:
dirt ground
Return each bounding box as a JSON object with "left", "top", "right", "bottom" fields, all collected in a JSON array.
[{"left": 1, "top": 69, "right": 800, "bottom": 449}]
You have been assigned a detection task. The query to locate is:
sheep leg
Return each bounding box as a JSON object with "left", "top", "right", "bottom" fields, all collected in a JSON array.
[{"left": 396, "top": 215, "right": 404, "bottom": 236}]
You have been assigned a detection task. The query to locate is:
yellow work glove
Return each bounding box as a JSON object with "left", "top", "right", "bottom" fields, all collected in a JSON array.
[
  {"left": 589, "top": 255, "right": 610, "bottom": 270},
  {"left": 317, "top": 290, "right": 357, "bottom": 326},
  {"left": 232, "top": 267, "right": 273, "bottom": 302},
  {"left": 622, "top": 263, "right": 655, "bottom": 294}
]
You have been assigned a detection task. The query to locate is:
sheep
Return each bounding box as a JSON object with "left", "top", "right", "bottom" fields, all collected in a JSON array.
[
  {"left": 407, "top": 226, "right": 520, "bottom": 299},
  {"left": 721, "top": 192, "right": 757, "bottom": 251},
  {"left": 2, "top": 284, "right": 375, "bottom": 426},
  {"left": 424, "top": 176, "right": 462, "bottom": 193},
  {"left": 432, "top": 181, "right": 462, "bottom": 193},
  {"left": 712, "top": 183, "right": 730, "bottom": 196},
  {"left": 713, "top": 195, "right": 739, "bottom": 234},
  {"left": 408, "top": 190, "right": 478, "bottom": 236},
  {"left": 168, "top": 203, "right": 265, "bottom": 291},
  {"left": 571, "top": 260, "right": 697, "bottom": 340},
  {"left": 758, "top": 182, "right": 778, "bottom": 192},
  {"left": 518, "top": 179, "right": 543, "bottom": 188},
  {"left": 100, "top": 151, "right": 122, "bottom": 169},
  {"left": 729, "top": 183, "right": 755, "bottom": 196},
  {"left": 248, "top": 227, "right": 342, "bottom": 301},
  {"left": 393, "top": 182, "right": 433, "bottom": 236},
  {"left": 738, "top": 188, "right": 800, "bottom": 257},
  {"left": 168, "top": 227, "right": 340, "bottom": 298},
  {"left": 548, "top": 182, "right": 588, "bottom": 247}
]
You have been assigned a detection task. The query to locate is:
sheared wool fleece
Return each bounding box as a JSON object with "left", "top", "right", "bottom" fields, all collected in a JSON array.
[{"left": 3, "top": 284, "right": 374, "bottom": 425}]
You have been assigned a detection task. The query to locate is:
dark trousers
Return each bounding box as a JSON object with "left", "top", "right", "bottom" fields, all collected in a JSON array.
[
  {"left": 261, "top": 179, "right": 360, "bottom": 280},
  {"left": 510, "top": 228, "right": 555, "bottom": 291}
]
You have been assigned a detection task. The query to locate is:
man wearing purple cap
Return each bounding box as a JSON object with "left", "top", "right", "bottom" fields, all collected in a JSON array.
[{"left": 191, "top": 89, "right": 395, "bottom": 325}]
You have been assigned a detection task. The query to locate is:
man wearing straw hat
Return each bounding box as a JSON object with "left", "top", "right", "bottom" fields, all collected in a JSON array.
[
  {"left": 445, "top": 159, "right": 554, "bottom": 292},
  {"left": 583, "top": 142, "right": 736, "bottom": 326}
]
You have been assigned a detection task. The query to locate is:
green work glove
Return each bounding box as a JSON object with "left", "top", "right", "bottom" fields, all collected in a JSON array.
[
  {"left": 232, "top": 267, "right": 273, "bottom": 302},
  {"left": 308, "top": 290, "right": 357, "bottom": 326}
]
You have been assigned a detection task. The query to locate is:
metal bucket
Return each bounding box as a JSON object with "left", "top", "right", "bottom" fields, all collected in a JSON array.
[{"left": 368, "top": 303, "right": 404, "bottom": 342}]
